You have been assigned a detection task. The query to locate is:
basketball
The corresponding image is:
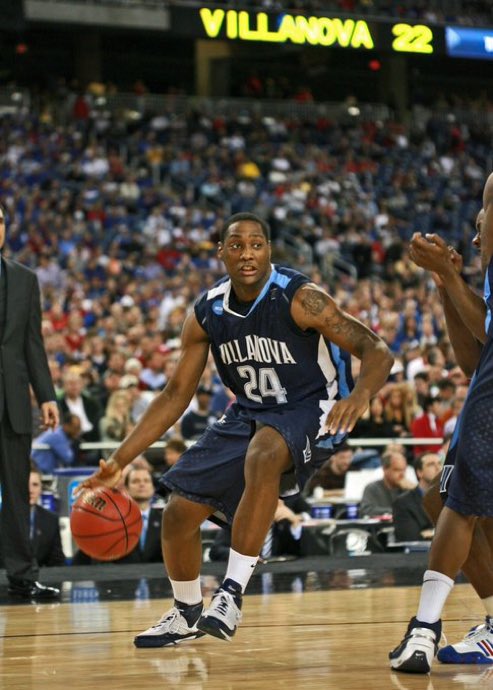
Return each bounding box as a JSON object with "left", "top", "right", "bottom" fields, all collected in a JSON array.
[{"left": 70, "top": 487, "right": 143, "bottom": 561}]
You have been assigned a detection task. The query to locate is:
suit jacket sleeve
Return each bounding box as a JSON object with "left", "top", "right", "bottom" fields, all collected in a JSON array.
[{"left": 392, "top": 489, "right": 430, "bottom": 541}]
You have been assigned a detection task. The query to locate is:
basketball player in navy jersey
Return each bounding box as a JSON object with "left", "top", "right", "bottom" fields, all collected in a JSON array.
[
  {"left": 81, "top": 212, "right": 393, "bottom": 646},
  {"left": 391, "top": 173, "right": 493, "bottom": 673},
  {"left": 399, "top": 208, "right": 493, "bottom": 667}
]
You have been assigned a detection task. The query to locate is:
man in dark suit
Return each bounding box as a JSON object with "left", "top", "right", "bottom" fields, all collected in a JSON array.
[
  {"left": 29, "top": 463, "right": 65, "bottom": 567},
  {"left": 0, "top": 203, "right": 60, "bottom": 599},
  {"left": 119, "top": 465, "right": 163, "bottom": 563},
  {"left": 392, "top": 452, "right": 443, "bottom": 542}
]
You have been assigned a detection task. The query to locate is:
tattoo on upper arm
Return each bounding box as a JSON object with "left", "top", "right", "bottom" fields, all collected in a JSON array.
[
  {"left": 324, "top": 312, "right": 373, "bottom": 354},
  {"left": 300, "top": 288, "right": 329, "bottom": 316}
]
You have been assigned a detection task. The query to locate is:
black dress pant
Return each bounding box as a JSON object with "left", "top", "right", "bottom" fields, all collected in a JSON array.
[{"left": 0, "top": 414, "right": 36, "bottom": 581}]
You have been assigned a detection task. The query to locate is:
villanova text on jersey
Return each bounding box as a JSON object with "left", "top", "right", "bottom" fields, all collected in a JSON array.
[{"left": 194, "top": 265, "right": 353, "bottom": 439}]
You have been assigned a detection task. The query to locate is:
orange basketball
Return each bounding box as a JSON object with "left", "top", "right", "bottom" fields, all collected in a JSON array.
[{"left": 70, "top": 487, "right": 142, "bottom": 561}]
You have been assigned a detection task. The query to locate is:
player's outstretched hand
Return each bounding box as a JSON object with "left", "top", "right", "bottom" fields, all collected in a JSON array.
[
  {"left": 76, "top": 458, "right": 122, "bottom": 495},
  {"left": 326, "top": 391, "right": 370, "bottom": 436}
]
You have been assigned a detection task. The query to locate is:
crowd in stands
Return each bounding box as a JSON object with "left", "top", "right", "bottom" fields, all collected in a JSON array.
[{"left": 0, "top": 88, "right": 488, "bottom": 563}]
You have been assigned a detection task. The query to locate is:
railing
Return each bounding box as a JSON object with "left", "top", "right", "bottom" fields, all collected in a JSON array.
[{"left": 32, "top": 437, "right": 444, "bottom": 453}]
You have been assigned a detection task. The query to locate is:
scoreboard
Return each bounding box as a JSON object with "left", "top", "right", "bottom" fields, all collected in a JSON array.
[{"left": 171, "top": 6, "right": 493, "bottom": 60}]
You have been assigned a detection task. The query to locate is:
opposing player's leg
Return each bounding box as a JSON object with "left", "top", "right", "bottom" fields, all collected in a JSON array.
[
  {"left": 424, "top": 480, "right": 493, "bottom": 664},
  {"left": 198, "top": 424, "right": 292, "bottom": 641},
  {"left": 390, "top": 506, "right": 477, "bottom": 673},
  {"left": 438, "top": 517, "right": 493, "bottom": 663},
  {"left": 134, "top": 495, "right": 213, "bottom": 648}
]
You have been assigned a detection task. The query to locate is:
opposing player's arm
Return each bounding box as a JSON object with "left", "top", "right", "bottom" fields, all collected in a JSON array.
[
  {"left": 410, "top": 232, "right": 486, "bottom": 345},
  {"left": 437, "top": 287, "right": 482, "bottom": 377},
  {"left": 291, "top": 284, "right": 393, "bottom": 435}
]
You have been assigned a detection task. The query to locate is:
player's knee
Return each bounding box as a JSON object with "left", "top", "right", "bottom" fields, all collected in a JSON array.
[
  {"left": 245, "top": 447, "right": 290, "bottom": 485},
  {"left": 162, "top": 494, "right": 199, "bottom": 534},
  {"left": 422, "top": 479, "right": 442, "bottom": 525}
]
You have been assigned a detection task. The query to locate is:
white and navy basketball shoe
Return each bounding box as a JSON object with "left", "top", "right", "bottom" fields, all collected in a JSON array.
[
  {"left": 438, "top": 618, "right": 493, "bottom": 664},
  {"left": 134, "top": 601, "right": 205, "bottom": 648},
  {"left": 197, "top": 578, "right": 242, "bottom": 641},
  {"left": 389, "top": 617, "right": 441, "bottom": 673}
]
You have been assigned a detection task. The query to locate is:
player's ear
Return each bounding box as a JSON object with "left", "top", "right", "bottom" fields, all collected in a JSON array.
[{"left": 217, "top": 242, "right": 224, "bottom": 260}]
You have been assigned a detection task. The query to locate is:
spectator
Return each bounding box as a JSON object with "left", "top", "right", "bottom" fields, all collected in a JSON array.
[
  {"left": 119, "top": 374, "right": 155, "bottom": 424},
  {"left": 209, "top": 497, "right": 311, "bottom": 562},
  {"left": 59, "top": 370, "right": 102, "bottom": 463},
  {"left": 162, "top": 436, "right": 187, "bottom": 472},
  {"left": 180, "top": 385, "right": 217, "bottom": 441},
  {"left": 353, "top": 396, "right": 396, "bottom": 439},
  {"left": 410, "top": 395, "right": 444, "bottom": 458},
  {"left": 392, "top": 452, "right": 442, "bottom": 542},
  {"left": 99, "top": 390, "right": 132, "bottom": 443},
  {"left": 31, "top": 413, "right": 81, "bottom": 473},
  {"left": 28, "top": 463, "right": 65, "bottom": 566},
  {"left": 304, "top": 444, "right": 354, "bottom": 495},
  {"left": 359, "top": 450, "right": 413, "bottom": 517}
]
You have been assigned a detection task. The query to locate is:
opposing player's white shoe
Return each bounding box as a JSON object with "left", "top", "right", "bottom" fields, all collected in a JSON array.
[
  {"left": 134, "top": 601, "right": 205, "bottom": 648},
  {"left": 438, "top": 618, "right": 493, "bottom": 664},
  {"left": 197, "top": 578, "right": 242, "bottom": 641},
  {"left": 389, "top": 617, "right": 441, "bottom": 673}
]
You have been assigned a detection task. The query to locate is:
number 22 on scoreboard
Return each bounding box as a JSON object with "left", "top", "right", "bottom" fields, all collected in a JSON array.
[{"left": 392, "top": 23, "right": 434, "bottom": 54}]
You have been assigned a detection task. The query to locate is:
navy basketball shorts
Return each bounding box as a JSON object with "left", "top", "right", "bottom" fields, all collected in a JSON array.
[
  {"left": 158, "top": 400, "right": 333, "bottom": 524},
  {"left": 445, "top": 396, "right": 493, "bottom": 517}
]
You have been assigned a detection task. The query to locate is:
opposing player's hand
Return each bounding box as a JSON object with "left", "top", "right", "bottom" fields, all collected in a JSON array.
[
  {"left": 409, "top": 232, "right": 461, "bottom": 279},
  {"left": 326, "top": 391, "right": 370, "bottom": 436},
  {"left": 76, "top": 458, "right": 122, "bottom": 495}
]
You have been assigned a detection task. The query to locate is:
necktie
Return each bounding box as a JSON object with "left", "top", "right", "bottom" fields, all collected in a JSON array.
[{"left": 140, "top": 513, "right": 148, "bottom": 550}]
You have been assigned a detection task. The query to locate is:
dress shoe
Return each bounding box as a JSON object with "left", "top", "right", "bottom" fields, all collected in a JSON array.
[{"left": 7, "top": 579, "right": 60, "bottom": 600}]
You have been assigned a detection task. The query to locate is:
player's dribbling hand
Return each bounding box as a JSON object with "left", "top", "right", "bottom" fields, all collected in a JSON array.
[{"left": 75, "top": 458, "right": 122, "bottom": 495}]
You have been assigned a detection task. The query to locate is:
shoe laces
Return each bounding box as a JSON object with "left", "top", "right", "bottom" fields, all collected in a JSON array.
[
  {"left": 210, "top": 590, "right": 241, "bottom": 620},
  {"left": 152, "top": 607, "right": 182, "bottom": 634}
]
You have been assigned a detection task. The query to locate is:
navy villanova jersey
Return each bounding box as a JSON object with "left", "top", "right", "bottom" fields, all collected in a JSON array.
[
  {"left": 444, "top": 257, "right": 493, "bottom": 515},
  {"left": 194, "top": 265, "right": 353, "bottom": 437}
]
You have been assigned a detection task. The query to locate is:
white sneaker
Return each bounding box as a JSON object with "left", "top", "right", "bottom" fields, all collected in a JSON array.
[
  {"left": 134, "top": 602, "right": 205, "bottom": 648},
  {"left": 390, "top": 617, "right": 441, "bottom": 673},
  {"left": 197, "top": 579, "right": 242, "bottom": 641},
  {"left": 438, "top": 619, "right": 493, "bottom": 664}
]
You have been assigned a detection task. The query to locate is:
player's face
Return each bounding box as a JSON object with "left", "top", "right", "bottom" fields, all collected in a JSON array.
[
  {"left": 480, "top": 172, "right": 493, "bottom": 274},
  {"left": 472, "top": 208, "right": 484, "bottom": 251},
  {"left": 218, "top": 221, "right": 271, "bottom": 297}
]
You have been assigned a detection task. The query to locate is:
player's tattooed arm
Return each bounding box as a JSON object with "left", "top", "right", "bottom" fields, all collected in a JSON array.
[
  {"left": 294, "top": 284, "right": 380, "bottom": 358},
  {"left": 292, "top": 284, "right": 393, "bottom": 435}
]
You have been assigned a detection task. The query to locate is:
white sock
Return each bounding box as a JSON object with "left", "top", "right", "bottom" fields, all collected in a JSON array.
[
  {"left": 224, "top": 548, "right": 259, "bottom": 592},
  {"left": 482, "top": 595, "right": 493, "bottom": 618},
  {"left": 169, "top": 577, "right": 202, "bottom": 606},
  {"left": 416, "top": 569, "right": 455, "bottom": 624}
]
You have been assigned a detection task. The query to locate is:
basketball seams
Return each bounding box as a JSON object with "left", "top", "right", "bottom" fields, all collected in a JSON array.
[{"left": 70, "top": 488, "right": 142, "bottom": 560}]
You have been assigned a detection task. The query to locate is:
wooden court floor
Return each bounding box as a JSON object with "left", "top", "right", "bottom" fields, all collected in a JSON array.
[{"left": 0, "top": 582, "right": 489, "bottom": 690}]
